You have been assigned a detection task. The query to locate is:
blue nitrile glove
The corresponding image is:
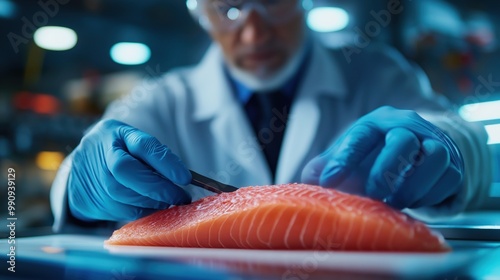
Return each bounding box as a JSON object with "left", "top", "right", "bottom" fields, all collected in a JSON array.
[
  {"left": 302, "top": 106, "right": 464, "bottom": 209},
  {"left": 67, "top": 119, "right": 192, "bottom": 221}
]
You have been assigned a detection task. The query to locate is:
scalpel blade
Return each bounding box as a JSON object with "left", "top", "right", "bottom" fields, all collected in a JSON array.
[{"left": 190, "top": 170, "right": 239, "bottom": 194}]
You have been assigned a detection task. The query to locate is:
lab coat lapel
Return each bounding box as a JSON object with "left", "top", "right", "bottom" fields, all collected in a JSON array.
[
  {"left": 188, "top": 44, "right": 272, "bottom": 185},
  {"left": 276, "top": 41, "right": 348, "bottom": 184}
]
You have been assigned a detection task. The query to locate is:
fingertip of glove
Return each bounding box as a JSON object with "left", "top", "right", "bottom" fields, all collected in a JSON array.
[
  {"left": 319, "top": 166, "right": 348, "bottom": 187},
  {"left": 172, "top": 168, "right": 192, "bottom": 185},
  {"left": 171, "top": 191, "right": 192, "bottom": 206},
  {"left": 301, "top": 166, "right": 319, "bottom": 185}
]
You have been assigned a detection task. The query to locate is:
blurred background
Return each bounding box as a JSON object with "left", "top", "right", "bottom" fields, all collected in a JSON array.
[{"left": 0, "top": 0, "right": 499, "bottom": 236}]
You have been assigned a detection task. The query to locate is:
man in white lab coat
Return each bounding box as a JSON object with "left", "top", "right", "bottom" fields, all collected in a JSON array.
[{"left": 51, "top": 0, "right": 492, "bottom": 232}]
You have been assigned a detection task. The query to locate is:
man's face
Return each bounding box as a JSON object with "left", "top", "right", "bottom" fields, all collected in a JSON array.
[{"left": 204, "top": 1, "right": 305, "bottom": 78}]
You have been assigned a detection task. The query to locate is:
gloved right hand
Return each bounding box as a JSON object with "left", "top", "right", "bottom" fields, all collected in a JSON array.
[{"left": 67, "top": 119, "right": 192, "bottom": 222}]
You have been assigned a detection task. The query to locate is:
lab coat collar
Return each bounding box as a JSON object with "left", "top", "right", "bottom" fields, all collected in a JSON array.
[
  {"left": 275, "top": 39, "right": 348, "bottom": 183},
  {"left": 190, "top": 44, "right": 236, "bottom": 121}
]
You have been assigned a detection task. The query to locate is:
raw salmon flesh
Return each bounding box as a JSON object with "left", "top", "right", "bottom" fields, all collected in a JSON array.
[{"left": 105, "top": 184, "right": 449, "bottom": 252}]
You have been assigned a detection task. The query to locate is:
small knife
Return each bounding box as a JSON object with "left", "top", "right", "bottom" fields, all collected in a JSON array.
[{"left": 190, "top": 170, "right": 239, "bottom": 194}]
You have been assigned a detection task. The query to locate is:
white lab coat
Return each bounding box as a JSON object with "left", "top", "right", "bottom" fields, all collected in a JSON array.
[{"left": 51, "top": 39, "right": 492, "bottom": 232}]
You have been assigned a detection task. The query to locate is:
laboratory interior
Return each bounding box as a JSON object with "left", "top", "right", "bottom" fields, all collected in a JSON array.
[{"left": 0, "top": 0, "right": 499, "bottom": 279}]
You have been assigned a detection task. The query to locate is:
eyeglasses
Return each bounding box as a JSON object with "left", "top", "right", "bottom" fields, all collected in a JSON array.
[{"left": 186, "top": 0, "right": 310, "bottom": 32}]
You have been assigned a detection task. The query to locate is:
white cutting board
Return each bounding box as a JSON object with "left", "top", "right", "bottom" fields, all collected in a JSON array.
[
  {"left": 104, "top": 242, "right": 488, "bottom": 277},
  {"left": 3, "top": 234, "right": 493, "bottom": 278}
]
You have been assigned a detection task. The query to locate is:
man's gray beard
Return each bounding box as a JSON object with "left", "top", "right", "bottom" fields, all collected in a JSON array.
[{"left": 226, "top": 40, "right": 307, "bottom": 93}]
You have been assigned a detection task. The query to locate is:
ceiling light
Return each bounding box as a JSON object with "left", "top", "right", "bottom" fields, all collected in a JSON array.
[
  {"left": 227, "top": 8, "right": 240, "bottom": 20},
  {"left": 485, "top": 124, "right": 500, "bottom": 145},
  {"left": 307, "top": 7, "right": 350, "bottom": 33},
  {"left": 36, "top": 151, "right": 65, "bottom": 171},
  {"left": 110, "top": 42, "right": 151, "bottom": 65},
  {"left": 0, "top": 0, "right": 16, "bottom": 18},
  {"left": 458, "top": 100, "right": 500, "bottom": 122},
  {"left": 186, "top": 0, "right": 198, "bottom": 11},
  {"left": 34, "top": 26, "right": 78, "bottom": 51}
]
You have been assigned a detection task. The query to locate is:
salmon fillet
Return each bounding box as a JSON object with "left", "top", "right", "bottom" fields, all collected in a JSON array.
[{"left": 105, "top": 184, "right": 449, "bottom": 252}]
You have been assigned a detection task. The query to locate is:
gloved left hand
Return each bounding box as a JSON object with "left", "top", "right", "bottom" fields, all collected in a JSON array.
[{"left": 301, "top": 106, "right": 464, "bottom": 209}]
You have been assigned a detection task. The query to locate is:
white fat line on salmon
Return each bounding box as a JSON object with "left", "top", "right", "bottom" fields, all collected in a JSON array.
[
  {"left": 371, "top": 219, "right": 384, "bottom": 251},
  {"left": 283, "top": 206, "right": 301, "bottom": 249},
  {"left": 298, "top": 206, "right": 313, "bottom": 249},
  {"left": 215, "top": 212, "right": 230, "bottom": 248},
  {"left": 256, "top": 206, "right": 276, "bottom": 248},
  {"left": 185, "top": 224, "right": 194, "bottom": 247},
  {"left": 241, "top": 208, "right": 257, "bottom": 248},
  {"left": 206, "top": 215, "right": 215, "bottom": 248},
  {"left": 226, "top": 212, "right": 240, "bottom": 247},
  {"left": 341, "top": 213, "right": 355, "bottom": 250},
  {"left": 172, "top": 228, "right": 181, "bottom": 246},
  {"left": 262, "top": 206, "right": 287, "bottom": 248},
  {"left": 194, "top": 220, "right": 203, "bottom": 248},
  {"left": 356, "top": 216, "right": 368, "bottom": 250}
]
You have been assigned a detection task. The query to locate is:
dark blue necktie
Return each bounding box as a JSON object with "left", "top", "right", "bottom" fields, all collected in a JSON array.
[{"left": 244, "top": 90, "right": 291, "bottom": 179}]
